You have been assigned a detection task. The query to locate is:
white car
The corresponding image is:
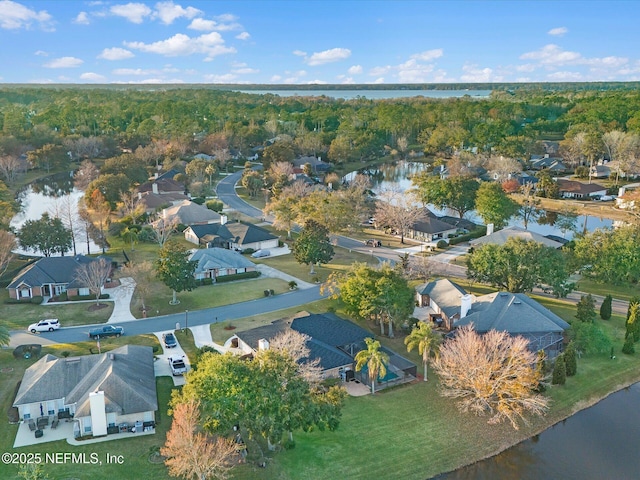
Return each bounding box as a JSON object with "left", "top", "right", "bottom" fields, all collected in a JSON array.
[
  {"left": 251, "top": 249, "right": 271, "bottom": 258},
  {"left": 28, "top": 319, "right": 60, "bottom": 333}
]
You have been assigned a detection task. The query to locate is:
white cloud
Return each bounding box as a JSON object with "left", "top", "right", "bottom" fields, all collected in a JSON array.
[
  {"left": 34, "top": 50, "right": 48, "bottom": 56},
  {"left": 110, "top": 3, "right": 152, "bottom": 24},
  {"left": 369, "top": 65, "right": 390, "bottom": 76},
  {"left": 348, "top": 65, "right": 363, "bottom": 75},
  {"left": 44, "top": 56, "right": 84, "bottom": 68},
  {"left": 411, "top": 49, "right": 443, "bottom": 61},
  {"left": 270, "top": 75, "right": 282, "bottom": 82},
  {"left": 520, "top": 44, "right": 581, "bottom": 65},
  {"left": 460, "top": 64, "right": 502, "bottom": 82},
  {"left": 216, "top": 13, "right": 237, "bottom": 22},
  {"left": 396, "top": 58, "right": 436, "bottom": 83},
  {"left": 341, "top": 76, "right": 355, "bottom": 84},
  {"left": 548, "top": 27, "right": 568, "bottom": 36},
  {"left": 188, "top": 18, "right": 216, "bottom": 31},
  {"left": 584, "top": 56, "right": 628, "bottom": 68},
  {"left": 236, "top": 31, "right": 250, "bottom": 40},
  {"left": 232, "top": 67, "right": 259, "bottom": 74},
  {"left": 0, "top": 0, "right": 53, "bottom": 30},
  {"left": 74, "top": 11, "right": 90, "bottom": 25},
  {"left": 153, "top": 1, "right": 201, "bottom": 25},
  {"left": 125, "top": 32, "right": 236, "bottom": 59},
  {"left": 516, "top": 63, "right": 536, "bottom": 72},
  {"left": 203, "top": 73, "right": 238, "bottom": 83},
  {"left": 98, "top": 47, "right": 134, "bottom": 60},
  {"left": 112, "top": 68, "right": 158, "bottom": 75},
  {"left": 292, "top": 50, "right": 307, "bottom": 57},
  {"left": 80, "top": 72, "right": 106, "bottom": 82},
  {"left": 373, "top": 77, "right": 385, "bottom": 84},
  {"left": 305, "top": 47, "right": 351, "bottom": 66},
  {"left": 547, "top": 71, "right": 583, "bottom": 80}
]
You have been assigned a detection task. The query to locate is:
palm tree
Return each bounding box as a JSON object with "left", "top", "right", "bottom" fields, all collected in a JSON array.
[
  {"left": 355, "top": 337, "right": 389, "bottom": 394},
  {"left": 0, "top": 324, "right": 10, "bottom": 347},
  {"left": 404, "top": 321, "right": 440, "bottom": 381}
]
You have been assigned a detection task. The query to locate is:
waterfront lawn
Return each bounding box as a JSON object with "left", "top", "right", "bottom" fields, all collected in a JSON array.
[{"left": 0, "top": 290, "right": 114, "bottom": 330}]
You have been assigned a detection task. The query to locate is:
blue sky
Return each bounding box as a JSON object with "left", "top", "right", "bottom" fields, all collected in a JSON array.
[{"left": 1, "top": 0, "right": 639, "bottom": 84}]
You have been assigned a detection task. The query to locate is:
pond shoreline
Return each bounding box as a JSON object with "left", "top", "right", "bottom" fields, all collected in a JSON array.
[{"left": 433, "top": 375, "right": 640, "bottom": 478}]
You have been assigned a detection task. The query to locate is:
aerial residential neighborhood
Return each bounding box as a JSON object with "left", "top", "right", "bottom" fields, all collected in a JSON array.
[{"left": 2, "top": 2, "right": 640, "bottom": 480}]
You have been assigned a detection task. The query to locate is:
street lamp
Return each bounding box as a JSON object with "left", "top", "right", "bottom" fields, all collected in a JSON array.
[{"left": 184, "top": 309, "right": 188, "bottom": 332}]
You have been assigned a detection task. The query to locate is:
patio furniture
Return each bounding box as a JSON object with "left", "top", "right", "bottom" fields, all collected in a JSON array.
[
  {"left": 37, "top": 416, "right": 49, "bottom": 429},
  {"left": 51, "top": 417, "right": 59, "bottom": 429},
  {"left": 35, "top": 429, "right": 43, "bottom": 438},
  {"left": 28, "top": 419, "right": 36, "bottom": 431}
]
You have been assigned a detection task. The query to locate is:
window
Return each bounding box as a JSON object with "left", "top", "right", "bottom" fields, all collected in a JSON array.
[
  {"left": 24, "top": 413, "right": 31, "bottom": 419},
  {"left": 78, "top": 288, "right": 90, "bottom": 296}
]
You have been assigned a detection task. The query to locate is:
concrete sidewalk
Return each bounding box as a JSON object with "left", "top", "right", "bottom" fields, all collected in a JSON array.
[
  {"left": 104, "top": 277, "right": 137, "bottom": 324},
  {"left": 256, "top": 264, "right": 315, "bottom": 289}
]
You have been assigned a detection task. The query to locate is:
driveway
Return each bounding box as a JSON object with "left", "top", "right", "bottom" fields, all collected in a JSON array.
[{"left": 153, "top": 330, "right": 190, "bottom": 386}]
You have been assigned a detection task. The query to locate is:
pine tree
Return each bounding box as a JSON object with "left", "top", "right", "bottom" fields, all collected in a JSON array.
[
  {"left": 576, "top": 294, "right": 597, "bottom": 323},
  {"left": 552, "top": 354, "right": 566, "bottom": 385},
  {"left": 599, "top": 294, "right": 612, "bottom": 320},
  {"left": 622, "top": 336, "right": 635, "bottom": 355},
  {"left": 564, "top": 342, "right": 577, "bottom": 376}
]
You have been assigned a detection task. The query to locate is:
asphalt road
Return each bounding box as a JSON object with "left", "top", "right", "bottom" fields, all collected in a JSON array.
[
  {"left": 12, "top": 286, "right": 323, "bottom": 346},
  {"left": 216, "top": 169, "right": 265, "bottom": 218}
]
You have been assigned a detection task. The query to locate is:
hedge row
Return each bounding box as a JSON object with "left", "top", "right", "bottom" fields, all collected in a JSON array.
[
  {"left": 215, "top": 271, "right": 261, "bottom": 283},
  {"left": 448, "top": 227, "right": 487, "bottom": 245},
  {"left": 5, "top": 296, "right": 43, "bottom": 305}
]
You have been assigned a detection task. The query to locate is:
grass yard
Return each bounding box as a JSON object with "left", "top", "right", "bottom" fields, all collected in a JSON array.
[
  {"left": 173, "top": 328, "right": 198, "bottom": 363},
  {"left": 573, "top": 277, "right": 639, "bottom": 302},
  {"left": 0, "top": 342, "right": 178, "bottom": 480},
  {"left": 130, "top": 278, "right": 290, "bottom": 318},
  {"left": 348, "top": 227, "right": 424, "bottom": 250},
  {"left": 252, "top": 247, "right": 375, "bottom": 284},
  {"left": 0, "top": 290, "right": 114, "bottom": 331}
]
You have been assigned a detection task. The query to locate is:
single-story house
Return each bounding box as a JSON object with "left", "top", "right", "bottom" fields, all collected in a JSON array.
[
  {"left": 138, "top": 191, "right": 189, "bottom": 214},
  {"left": 7, "top": 255, "right": 112, "bottom": 300},
  {"left": 470, "top": 226, "right": 564, "bottom": 249},
  {"left": 590, "top": 164, "right": 611, "bottom": 179},
  {"left": 13, "top": 345, "right": 157, "bottom": 438},
  {"left": 162, "top": 200, "right": 222, "bottom": 225},
  {"left": 530, "top": 155, "right": 566, "bottom": 172},
  {"left": 292, "top": 156, "right": 331, "bottom": 172},
  {"left": 138, "top": 178, "right": 185, "bottom": 196},
  {"left": 184, "top": 221, "right": 279, "bottom": 251},
  {"left": 189, "top": 248, "right": 256, "bottom": 281},
  {"left": 225, "top": 313, "right": 416, "bottom": 387},
  {"left": 407, "top": 214, "right": 458, "bottom": 243},
  {"left": 417, "top": 279, "right": 569, "bottom": 357},
  {"left": 556, "top": 179, "right": 607, "bottom": 199}
]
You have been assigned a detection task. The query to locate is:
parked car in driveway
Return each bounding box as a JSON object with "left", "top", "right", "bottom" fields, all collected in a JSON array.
[
  {"left": 169, "top": 355, "right": 188, "bottom": 376},
  {"left": 163, "top": 332, "right": 177, "bottom": 348},
  {"left": 89, "top": 325, "right": 124, "bottom": 339},
  {"left": 28, "top": 319, "right": 60, "bottom": 333},
  {"left": 251, "top": 249, "right": 271, "bottom": 258}
]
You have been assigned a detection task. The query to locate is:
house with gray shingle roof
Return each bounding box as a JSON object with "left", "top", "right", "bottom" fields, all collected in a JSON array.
[
  {"left": 225, "top": 313, "right": 417, "bottom": 386},
  {"left": 162, "top": 200, "right": 222, "bottom": 225},
  {"left": 7, "top": 255, "right": 112, "bottom": 301},
  {"left": 407, "top": 214, "right": 458, "bottom": 243},
  {"left": 13, "top": 345, "right": 157, "bottom": 438},
  {"left": 470, "top": 226, "right": 563, "bottom": 249},
  {"left": 184, "top": 221, "right": 279, "bottom": 251},
  {"left": 189, "top": 247, "right": 256, "bottom": 281},
  {"left": 416, "top": 279, "right": 569, "bottom": 357}
]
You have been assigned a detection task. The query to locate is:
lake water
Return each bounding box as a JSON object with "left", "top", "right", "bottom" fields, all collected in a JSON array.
[
  {"left": 234, "top": 89, "right": 492, "bottom": 100},
  {"left": 10, "top": 172, "right": 101, "bottom": 256},
  {"left": 435, "top": 382, "right": 640, "bottom": 480},
  {"left": 344, "top": 161, "right": 615, "bottom": 239}
]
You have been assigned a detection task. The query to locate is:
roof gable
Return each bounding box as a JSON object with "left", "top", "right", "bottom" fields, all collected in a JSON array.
[
  {"left": 189, "top": 247, "right": 256, "bottom": 272},
  {"left": 416, "top": 278, "right": 467, "bottom": 315},
  {"left": 225, "top": 222, "right": 278, "bottom": 244},
  {"left": 469, "top": 226, "right": 563, "bottom": 248},
  {"left": 8, "top": 256, "right": 110, "bottom": 289}
]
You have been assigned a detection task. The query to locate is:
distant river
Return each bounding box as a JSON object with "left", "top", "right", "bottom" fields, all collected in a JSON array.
[{"left": 233, "top": 89, "right": 492, "bottom": 100}]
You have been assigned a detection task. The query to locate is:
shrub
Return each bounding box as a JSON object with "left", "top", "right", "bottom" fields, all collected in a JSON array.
[
  {"left": 436, "top": 240, "right": 448, "bottom": 249},
  {"left": 552, "top": 355, "right": 566, "bottom": 385},
  {"left": 191, "top": 197, "right": 205, "bottom": 205},
  {"left": 205, "top": 200, "right": 224, "bottom": 212},
  {"left": 152, "top": 345, "right": 160, "bottom": 354},
  {"left": 264, "top": 290, "right": 270, "bottom": 297},
  {"left": 242, "top": 248, "right": 255, "bottom": 255},
  {"left": 564, "top": 342, "right": 577, "bottom": 376},
  {"left": 288, "top": 280, "right": 297, "bottom": 289},
  {"left": 448, "top": 227, "right": 487, "bottom": 245},
  {"left": 108, "top": 221, "right": 126, "bottom": 237},
  {"left": 198, "top": 278, "right": 214, "bottom": 286},
  {"left": 30, "top": 296, "right": 43, "bottom": 304},
  {"left": 600, "top": 294, "right": 612, "bottom": 320},
  {"left": 61, "top": 351, "right": 70, "bottom": 358},
  {"left": 215, "top": 271, "right": 260, "bottom": 283},
  {"left": 622, "top": 336, "right": 635, "bottom": 354},
  {"left": 137, "top": 226, "right": 156, "bottom": 243},
  {"left": 283, "top": 439, "right": 296, "bottom": 450},
  {"left": 575, "top": 166, "right": 590, "bottom": 178},
  {"left": 58, "top": 292, "right": 68, "bottom": 301}
]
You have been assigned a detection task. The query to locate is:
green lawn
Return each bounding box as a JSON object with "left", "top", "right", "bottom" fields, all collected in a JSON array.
[
  {"left": 173, "top": 328, "right": 198, "bottom": 363},
  {"left": 0, "top": 290, "right": 114, "bottom": 330},
  {"left": 574, "top": 277, "right": 639, "bottom": 302},
  {"left": 130, "top": 278, "right": 290, "bottom": 318}
]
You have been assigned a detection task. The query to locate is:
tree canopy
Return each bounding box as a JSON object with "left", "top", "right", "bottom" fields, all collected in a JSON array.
[
  {"left": 474, "top": 182, "right": 520, "bottom": 229},
  {"left": 155, "top": 240, "right": 198, "bottom": 305},
  {"left": 18, "top": 212, "right": 72, "bottom": 257},
  {"left": 291, "top": 219, "right": 334, "bottom": 274}
]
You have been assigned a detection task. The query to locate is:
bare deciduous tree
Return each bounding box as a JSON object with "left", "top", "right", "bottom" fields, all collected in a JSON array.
[
  {"left": 123, "top": 261, "right": 154, "bottom": 313},
  {"left": 270, "top": 329, "right": 322, "bottom": 384},
  {"left": 0, "top": 153, "right": 24, "bottom": 184},
  {"left": 74, "top": 160, "right": 99, "bottom": 190},
  {"left": 74, "top": 258, "right": 111, "bottom": 305},
  {"left": 50, "top": 196, "right": 80, "bottom": 256},
  {"left": 161, "top": 400, "right": 237, "bottom": 480},
  {"left": 152, "top": 216, "right": 178, "bottom": 246},
  {"left": 486, "top": 155, "right": 522, "bottom": 181},
  {"left": 118, "top": 190, "right": 144, "bottom": 220},
  {"left": 408, "top": 255, "right": 434, "bottom": 282},
  {"left": 0, "top": 230, "right": 16, "bottom": 277},
  {"left": 432, "top": 326, "right": 548, "bottom": 430},
  {"left": 374, "top": 190, "right": 425, "bottom": 244}
]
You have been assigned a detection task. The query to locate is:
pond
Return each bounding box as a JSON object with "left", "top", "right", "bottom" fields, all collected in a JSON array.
[
  {"left": 343, "top": 161, "right": 614, "bottom": 239},
  {"left": 10, "top": 171, "right": 101, "bottom": 256},
  {"left": 434, "top": 382, "right": 640, "bottom": 480}
]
